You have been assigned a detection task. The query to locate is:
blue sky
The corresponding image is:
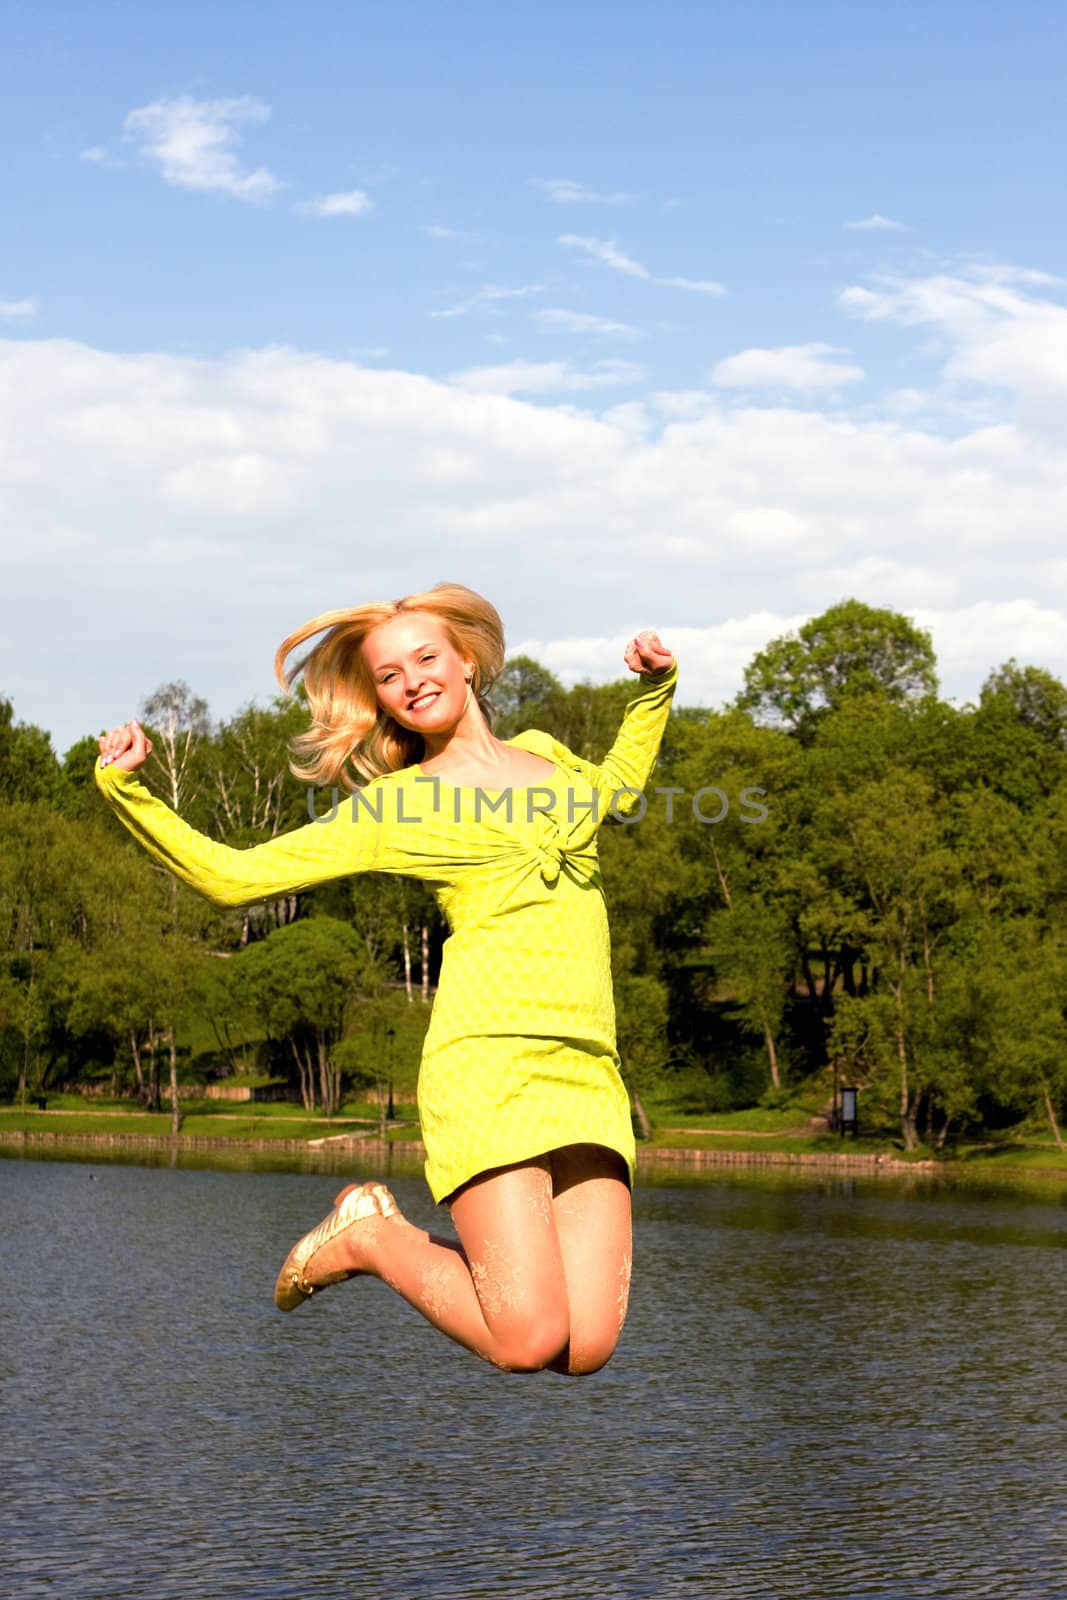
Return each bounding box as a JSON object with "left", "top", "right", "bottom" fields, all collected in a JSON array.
[{"left": 4, "top": 1, "right": 1067, "bottom": 755}]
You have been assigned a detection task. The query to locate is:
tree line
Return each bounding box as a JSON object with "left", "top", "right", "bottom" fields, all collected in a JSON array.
[{"left": 2, "top": 598, "right": 1065, "bottom": 1150}]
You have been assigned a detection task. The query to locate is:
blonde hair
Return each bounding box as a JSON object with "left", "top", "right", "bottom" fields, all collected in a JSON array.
[{"left": 274, "top": 582, "right": 506, "bottom": 789}]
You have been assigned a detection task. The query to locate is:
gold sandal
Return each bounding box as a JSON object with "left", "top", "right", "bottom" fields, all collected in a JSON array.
[{"left": 273, "top": 1181, "right": 397, "bottom": 1311}]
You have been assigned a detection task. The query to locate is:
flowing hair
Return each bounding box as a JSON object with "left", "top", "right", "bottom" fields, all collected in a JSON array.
[{"left": 274, "top": 582, "right": 506, "bottom": 789}]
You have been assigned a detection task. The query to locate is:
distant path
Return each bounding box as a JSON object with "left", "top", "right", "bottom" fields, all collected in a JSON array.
[
  {"left": 658, "top": 1121, "right": 827, "bottom": 1138},
  {"left": 15, "top": 1108, "right": 378, "bottom": 1125}
]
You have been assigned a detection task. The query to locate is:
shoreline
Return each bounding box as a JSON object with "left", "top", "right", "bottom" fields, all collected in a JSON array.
[{"left": 4, "top": 1127, "right": 1066, "bottom": 1184}]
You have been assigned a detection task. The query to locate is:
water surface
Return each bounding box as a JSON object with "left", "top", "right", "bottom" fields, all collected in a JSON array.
[{"left": 3, "top": 1156, "right": 1066, "bottom": 1599}]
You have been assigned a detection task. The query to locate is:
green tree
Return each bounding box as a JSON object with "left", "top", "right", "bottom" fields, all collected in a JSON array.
[
  {"left": 822, "top": 768, "right": 961, "bottom": 1148},
  {"left": 52, "top": 824, "right": 174, "bottom": 1103},
  {"left": 667, "top": 709, "right": 803, "bottom": 1094},
  {"left": 0, "top": 804, "right": 76, "bottom": 1097},
  {"left": 140, "top": 678, "right": 212, "bottom": 819},
  {"left": 490, "top": 656, "right": 565, "bottom": 737},
  {"left": 60, "top": 733, "right": 114, "bottom": 823},
  {"left": 228, "top": 918, "right": 375, "bottom": 1113},
  {"left": 207, "top": 696, "right": 317, "bottom": 942},
  {"left": 0, "top": 698, "right": 64, "bottom": 807},
  {"left": 967, "top": 660, "right": 1067, "bottom": 807},
  {"left": 614, "top": 971, "right": 670, "bottom": 1140},
  {"left": 979, "top": 658, "right": 1067, "bottom": 749},
  {"left": 738, "top": 599, "right": 939, "bottom": 743},
  {"left": 969, "top": 920, "right": 1067, "bottom": 1148}
]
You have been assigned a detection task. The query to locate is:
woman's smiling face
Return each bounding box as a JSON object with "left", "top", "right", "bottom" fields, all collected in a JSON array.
[{"left": 362, "top": 612, "right": 472, "bottom": 735}]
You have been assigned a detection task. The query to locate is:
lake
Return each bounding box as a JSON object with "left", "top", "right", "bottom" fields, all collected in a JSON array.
[{"left": 3, "top": 1152, "right": 1066, "bottom": 1599}]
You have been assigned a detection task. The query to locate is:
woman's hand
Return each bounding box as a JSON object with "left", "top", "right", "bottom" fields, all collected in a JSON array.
[
  {"left": 98, "top": 719, "right": 153, "bottom": 772},
  {"left": 624, "top": 630, "right": 675, "bottom": 676}
]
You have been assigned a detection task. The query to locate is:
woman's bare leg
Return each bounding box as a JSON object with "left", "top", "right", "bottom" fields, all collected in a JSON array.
[
  {"left": 545, "top": 1144, "right": 633, "bottom": 1376},
  {"left": 306, "top": 1160, "right": 570, "bottom": 1372},
  {"left": 446, "top": 1157, "right": 571, "bottom": 1368}
]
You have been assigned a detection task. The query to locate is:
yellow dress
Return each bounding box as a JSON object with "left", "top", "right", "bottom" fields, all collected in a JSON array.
[{"left": 94, "top": 661, "right": 678, "bottom": 1203}]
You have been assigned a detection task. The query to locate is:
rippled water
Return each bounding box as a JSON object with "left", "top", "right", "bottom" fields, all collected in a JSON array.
[{"left": 3, "top": 1155, "right": 1067, "bottom": 1599}]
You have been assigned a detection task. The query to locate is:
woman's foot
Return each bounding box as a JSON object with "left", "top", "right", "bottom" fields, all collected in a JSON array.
[{"left": 273, "top": 1182, "right": 398, "bottom": 1311}]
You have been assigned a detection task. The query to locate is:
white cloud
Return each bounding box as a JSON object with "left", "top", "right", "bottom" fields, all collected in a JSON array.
[
  {"left": 561, "top": 235, "right": 648, "bottom": 280},
  {"left": 80, "top": 145, "right": 123, "bottom": 168},
  {"left": 885, "top": 387, "right": 928, "bottom": 414},
  {"left": 649, "top": 389, "right": 719, "bottom": 420},
  {"left": 830, "top": 554, "right": 956, "bottom": 608},
  {"left": 845, "top": 213, "right": 906, "bottom": 231},
  {"left": 121, "top": 95, "right": 282, "bottom": 201},
  {"left": 0, "top": 299, "right": 36, "bottom": 318},
  {"left": 511, "top": 614, "right": 807, "bottom": 708},
  {"left": 5, "top": 325, "right": 1067, "bottom": 755},
  {"left": 425, "top": 224, "right": 476, "bottom": 240},
  {"left": 712, "top": 342, "right": 864, "bottom": 391},
  {"left": 725, "top": 507, "right": 809, "bottom": 547},
  {"left": 561, "top": 234, "right": 725, "bottom": 296},
  {"left": 530, "top": 178, "right": 637, "bottom": 205},
  {"left": 537, "top": 308, "right": 639, "bottom": 336},
  {"left": 300, "top": 190, "right": 372, "bottom": 217},
  {"left": 913, "top": 601, "right": 1067, "bottom": 689},
  {"left": 663, "top": 274, "right": 727, "bottom": 296},
  {"left": 432, "top": 283, "right": 544, "bottom": 319},
  {"left": 840, "top": 264, "right": 1067, "bottom": 403},
  {"left": 450, "top": 358, "right": 645, "bottom": 395}
]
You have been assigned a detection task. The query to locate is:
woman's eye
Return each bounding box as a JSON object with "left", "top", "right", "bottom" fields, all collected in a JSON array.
[{"left": 379, "top": 657, "right": 432, "bottom": 682}]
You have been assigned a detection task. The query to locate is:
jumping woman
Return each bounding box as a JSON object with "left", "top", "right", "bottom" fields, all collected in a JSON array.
[{"left": 96, "top": 583, "right": 677, "bottom": 1376}]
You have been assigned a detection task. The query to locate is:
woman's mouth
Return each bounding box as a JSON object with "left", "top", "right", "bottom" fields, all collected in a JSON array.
[{"left": 408, "top": 691, "right": 441, "bottom": 712}]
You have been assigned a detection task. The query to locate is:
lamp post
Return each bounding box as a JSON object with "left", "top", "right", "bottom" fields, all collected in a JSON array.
[
  {"left": 840, "top": 1085, "right": 859, "bottom": 1138},
  {"left": 386, "top": 1027, "right": 395, "bottom": 1121}
]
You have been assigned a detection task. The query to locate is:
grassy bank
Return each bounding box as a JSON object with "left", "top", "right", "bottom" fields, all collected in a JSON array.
[
  {"left": 3, "top": 1093, "right": 1066, "bottom": 1183},
  {"left": 0, "top": 1094, "right": 420, "bottom": 1145}
]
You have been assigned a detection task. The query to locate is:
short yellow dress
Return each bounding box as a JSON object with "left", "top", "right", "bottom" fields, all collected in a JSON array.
[{"left": 95, "top": 661, "right": 678, "bottom": 1203}]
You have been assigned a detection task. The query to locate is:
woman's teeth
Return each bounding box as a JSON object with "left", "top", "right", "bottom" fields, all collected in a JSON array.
[{"left": 410, "top": 692, "right": 439, "bottom": 711}]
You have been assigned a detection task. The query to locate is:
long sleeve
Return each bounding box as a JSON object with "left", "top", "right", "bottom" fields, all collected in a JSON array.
[
  {"left": 524, "top": 660, "right": 679, "bottom": 820},
  {"left": 94, "top": 759, "right": 390, "bottom": 908},
  {"left": 592, "top": 660, "right": 678, "bottom": 803}
]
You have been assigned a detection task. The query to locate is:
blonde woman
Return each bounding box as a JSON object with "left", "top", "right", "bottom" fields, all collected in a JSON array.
[{"left": 96, "top": 583, "right": 677, "bottom": 1376}]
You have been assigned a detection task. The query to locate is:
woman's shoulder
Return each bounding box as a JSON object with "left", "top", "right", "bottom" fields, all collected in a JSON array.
[
  {"left": 509, "top": 727, "right": 567, "bottom": 759},
  {"left": 509, "top": 728, "right": 591, "bottom": 778},
  {"left": 507, "top": 728, "right": 553, "bottom": 757}
]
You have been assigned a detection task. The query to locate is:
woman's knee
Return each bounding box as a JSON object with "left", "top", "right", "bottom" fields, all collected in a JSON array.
[
  {"left": 494, "top": 1305, "right": 571, "bottom": 1372},
  {"left": 546, "top": 1325, "right": 621, "bottom": 1377},
  {"left": 568, "top": 1324, "right": 621, "bottom": 1376}
]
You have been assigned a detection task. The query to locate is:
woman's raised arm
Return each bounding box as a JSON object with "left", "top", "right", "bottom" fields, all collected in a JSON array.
[
  {"left": 94, "top": 741, "right": 387, "bottom": 908},
  {"left": 594, "top": 655, "right": 678, "bottom": 808},
  {"left": 531, "top": 634, "right": 678, "bottom": 820}
]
